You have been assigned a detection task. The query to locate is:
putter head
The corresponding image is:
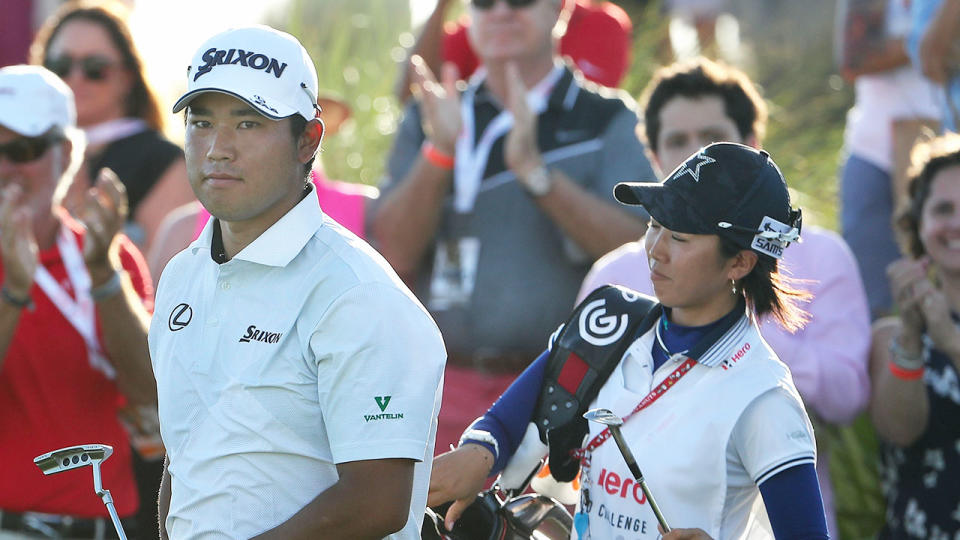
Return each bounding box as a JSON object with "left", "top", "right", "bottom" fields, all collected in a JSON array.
[
  {"left": 583, "top": 408, "right": 623, "bottom": 427},
  {"left": 34, "top": 444, "right": 113, "bottom": 475}
]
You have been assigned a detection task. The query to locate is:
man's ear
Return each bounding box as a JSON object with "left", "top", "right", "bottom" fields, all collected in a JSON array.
[
  {"left": 298, "top": 118, "right": 323, "bottom": 163},
  {"left": 745, "top": 133, "right": 760, "bottom": 150}
]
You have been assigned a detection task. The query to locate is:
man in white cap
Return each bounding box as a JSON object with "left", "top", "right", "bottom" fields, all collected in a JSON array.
[
  {"left": 0, "top": 65, "right": 154, "bottom": 538},
  {"left": 150, "top": 25, "right": 446, "bottom": 539}
]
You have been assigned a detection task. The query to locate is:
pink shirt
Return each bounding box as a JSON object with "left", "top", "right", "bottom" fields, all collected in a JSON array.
[
  {"left": 193, "top": 170, "right": 375, "bottom": 240},
  {"left": 577, "top": 226, "right": 871, "bottom": 537}
]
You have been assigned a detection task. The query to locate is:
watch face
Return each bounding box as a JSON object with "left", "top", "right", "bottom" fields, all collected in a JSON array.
[{"left": 526, "top": 166, "right": 552, "bottom": 197}]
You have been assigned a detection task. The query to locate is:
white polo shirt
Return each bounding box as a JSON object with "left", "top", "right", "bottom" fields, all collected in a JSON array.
[
  {"left": 573, "top": 314, "right": 816, "bottom": 539},
  {"left": 148, "top": 189, "right": 446, "bottom": 539}
]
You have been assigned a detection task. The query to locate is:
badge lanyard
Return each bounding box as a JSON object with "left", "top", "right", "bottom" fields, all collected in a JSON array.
[
  {"left": 571, "top": 353, "right": 696, "bottom": 538},
  {"left": 452, "top": 65, "right": 564, "bottom": 214},
  {"left": 573, "top": 356, "right": 698, "bottom": 463},
  {"left": 33, "top": 227, "right": 114, "bottom": 379}
]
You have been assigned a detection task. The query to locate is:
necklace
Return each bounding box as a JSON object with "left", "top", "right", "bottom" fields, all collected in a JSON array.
[
  {"left": 655, "top": 316, "right": 689, "bottom": 359},
  {"left": 655, "top": 316, "right": 671, "bottom": 355}
]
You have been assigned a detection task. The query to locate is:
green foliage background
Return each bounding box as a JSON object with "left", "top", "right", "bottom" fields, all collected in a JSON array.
[
  {"left": 268, "top": 0, "right": 414, "bottom": 186},
  {"left": 271, "top": 1, "right": 885, "bottom": 537}
]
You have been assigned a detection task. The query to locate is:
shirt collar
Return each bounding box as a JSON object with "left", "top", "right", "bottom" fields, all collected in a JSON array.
[
  {"left": 191, "top": 183, "right": 325, "bottom": 267},
  {"left": 629, "top": 299, "right": 753, "bottom": 368}
]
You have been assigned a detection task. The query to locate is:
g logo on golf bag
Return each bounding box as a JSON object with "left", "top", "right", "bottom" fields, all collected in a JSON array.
[{"left": 578, "top": 299, "right": 628, "bottom": 346}]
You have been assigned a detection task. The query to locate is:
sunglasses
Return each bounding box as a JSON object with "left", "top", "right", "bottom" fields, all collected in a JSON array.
[
  {"left": 44, "top": 55, "right": 117, "bottom": 81},
  {"left": 0, "top": 133, "right": 64, "bottom": 164},
  {"left": 472, "top": 0, "right": 538, "bottom": 9}
]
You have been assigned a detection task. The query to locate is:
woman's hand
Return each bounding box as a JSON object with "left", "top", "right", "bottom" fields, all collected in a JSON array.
[
  {"left": 888, "top": 257, "right": 932, "bottom": 348},
  {"left": 660, "top": 525, "right": 713, "bottom": 539},
  {"left": 427, "top": 443, "right": 494, "bottom": 530},
  {"left": 918, "top": 280, "right": 960, "bottom": 357}
]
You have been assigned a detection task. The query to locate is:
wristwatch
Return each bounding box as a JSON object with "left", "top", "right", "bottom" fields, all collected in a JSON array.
[{"left": 522, "top": 165, "right": 553, "bottom": 198}]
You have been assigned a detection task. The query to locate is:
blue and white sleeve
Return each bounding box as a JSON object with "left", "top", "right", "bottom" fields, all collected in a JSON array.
[{"left": 460, "top": 349, "right": 550, "bottom": 475}]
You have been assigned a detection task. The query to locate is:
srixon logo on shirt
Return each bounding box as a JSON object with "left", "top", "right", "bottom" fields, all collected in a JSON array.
[
  {"left": 238, "top": 325, "right": 282, "bottom": 344},
  {"left": 193, "top": 48, "right": 288, "bottom": 81}
]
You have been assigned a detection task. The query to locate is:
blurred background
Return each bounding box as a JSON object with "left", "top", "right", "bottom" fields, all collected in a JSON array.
[{"left": 0, "top": 0, "right": 885, "bottom": 537}]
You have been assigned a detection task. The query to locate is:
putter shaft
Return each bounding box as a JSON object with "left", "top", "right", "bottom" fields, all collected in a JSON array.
[{"left": 608, "top": 425, "right": 671, "bottom": 533}]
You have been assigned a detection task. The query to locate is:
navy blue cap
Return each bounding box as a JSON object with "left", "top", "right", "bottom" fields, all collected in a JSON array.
[{"left": 614, "top": 142, "right": 802, "bottom": 259}]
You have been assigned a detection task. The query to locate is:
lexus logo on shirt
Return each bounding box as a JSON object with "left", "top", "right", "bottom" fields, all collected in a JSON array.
[{"left": 168, "top": 303, "right": 193, "bottom": 331}]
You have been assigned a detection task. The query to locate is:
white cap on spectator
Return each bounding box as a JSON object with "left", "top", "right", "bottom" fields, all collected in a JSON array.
[
  {"left": 0, "top": 65, "right": 76, "bottom": 137},
  {"left": 173, "top": 25, "right": 319, "bottom": 121}
]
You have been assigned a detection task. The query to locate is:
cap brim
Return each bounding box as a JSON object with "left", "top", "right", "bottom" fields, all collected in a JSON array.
[
  {"left": 614, "top": 181, "right": 711, "bottom": 234},
  {"left": 172, "top": 88, "right": 299, "bottom": 120}
]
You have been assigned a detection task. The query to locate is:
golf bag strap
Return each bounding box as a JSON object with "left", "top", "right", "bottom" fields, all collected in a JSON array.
[{"left": 533, "top": 285, "right": 660, "bottom": 482}]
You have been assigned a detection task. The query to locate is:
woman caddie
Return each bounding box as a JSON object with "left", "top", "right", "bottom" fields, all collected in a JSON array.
[{"left": 428, "top": 142, "right": 830, "bottom": 539}]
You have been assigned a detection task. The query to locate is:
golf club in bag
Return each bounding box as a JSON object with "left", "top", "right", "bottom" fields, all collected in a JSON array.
[
  {"left": 422, "top": 457, "right": 573, "bottom": 540},
  {"left": 33, "top": 444, "right": 127, "bottom": 540},
  {"left": 583, "top": 408, "right": 670, "bottom": 533}
]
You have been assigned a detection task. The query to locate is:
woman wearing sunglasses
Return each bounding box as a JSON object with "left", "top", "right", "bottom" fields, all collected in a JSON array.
[
  {"left": 428, "top": 143, "right": 829, "bottom": 539},
  {"left": 30, "top": 1, "right": 194, "bottom": 255}
]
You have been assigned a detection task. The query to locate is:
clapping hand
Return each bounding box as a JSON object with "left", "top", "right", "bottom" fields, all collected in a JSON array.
[
  {"left": 410, "top": 54, "right": 462, "bottom": 155},
  {"left": 0, "top": 184, "right": 38, "bottom": 299},
  {"left": 79, "top": 168, "right": 128, "bottom": 273},
  {"left": 888, "top": 256, "right": 960, "bottom": 355},
  {"left": 503, "top": 61, "right": 543, "bottom": 180},
  {"left": 888, "top": 257, "right": 934, "bottom": 347}
]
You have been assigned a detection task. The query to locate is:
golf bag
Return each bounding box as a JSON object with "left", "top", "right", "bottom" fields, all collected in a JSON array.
[{"left": 421, "top": 489, "right": 572, "bottom": 540}]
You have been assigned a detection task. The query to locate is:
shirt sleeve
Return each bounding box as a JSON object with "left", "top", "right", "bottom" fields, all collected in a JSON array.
[
  {"left": 760, "top": 230, "right": 871, "bottom": 424},
  {"left": 463, "top": 349, "right": 550, "bottom": 474},
  {"left": 758, "top": 463, "right": 829, "bottom": 539},
  {"left": 731, "top": 387, "right": 817, "bottom": 486},
  {"left": 310, "top": 282, "right": 446, "bottom": 464}
]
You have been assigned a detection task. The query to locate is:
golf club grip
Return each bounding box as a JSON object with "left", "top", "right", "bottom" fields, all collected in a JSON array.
[
  {"left": 609, "top": 430, "right": 643, "bottom": 479},
  {"left": 625, "top": 460, "right": 643, "bottom": 482}
]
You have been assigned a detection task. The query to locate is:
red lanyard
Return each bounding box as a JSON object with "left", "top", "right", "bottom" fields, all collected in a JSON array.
[{"left": 573, "top": 357, "right": 697, "bottom": 461}]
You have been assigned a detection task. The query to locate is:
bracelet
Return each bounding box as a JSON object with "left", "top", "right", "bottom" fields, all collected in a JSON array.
[
  {"left": 888, "top": 360, "right": 925, "bottom": 380},
  {"left": 889, "top": 335, "right": 926, "bottom": 371},
  {"left": 422, "top": 142, "right": 455, "bottom": 170},
  {"left": 1, "top": 286, "right": 32, "bottom": 310},
  {"left": 90, "top": 271, "right": 123, "bottom": 302}
]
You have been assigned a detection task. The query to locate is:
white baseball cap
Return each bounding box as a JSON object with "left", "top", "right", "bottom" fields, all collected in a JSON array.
[
  {"left": 0, "top": 65, "right": 76, "bottom": 137},
  {"left": 173, "top": 25, "right": 319, "bottom": 121}
]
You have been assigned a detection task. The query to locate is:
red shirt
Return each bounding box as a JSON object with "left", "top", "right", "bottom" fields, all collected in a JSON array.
[
  {"left": 442, "top": 0, "right": 632, "bottom": 88},
  {"left": 0, "top": 217, "right": 153, "bottom": 517}
]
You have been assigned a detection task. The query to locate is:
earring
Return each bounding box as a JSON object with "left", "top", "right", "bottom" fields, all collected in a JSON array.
[{"left": 731, "top": 279, "right": 738, "bottom": 295}]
